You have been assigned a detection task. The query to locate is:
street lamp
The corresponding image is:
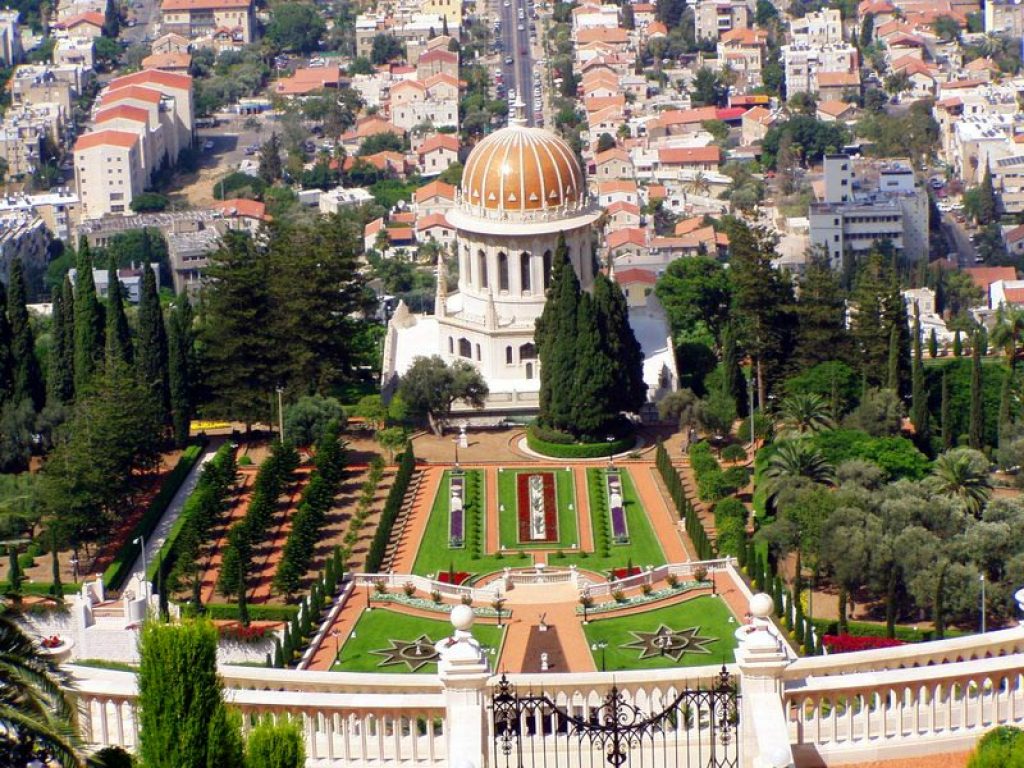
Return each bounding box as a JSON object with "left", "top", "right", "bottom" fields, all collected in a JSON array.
[
  {"left": 606, "top": 436, "right": 615, "bottom": 469},
  {"left": 275, "top": 387, "right": 285, "bottom": 444},
  {"left": 591, "top": 640, "right": 608, "bottom": 671},
  {"left": 980, "top": 573, "right": 987, "bottom": 633},
  {"left": 330, "top": 629, "right": 342, "bottom": 664},
  {"left": 452, "top": 436, "right": 459, "bottom": 469},
  {"left": 133, "top": 536, "right": 147, "bottom": 598}
]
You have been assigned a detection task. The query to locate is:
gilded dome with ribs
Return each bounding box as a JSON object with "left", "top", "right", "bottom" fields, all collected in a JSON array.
[{"left": 460, "top": 123, "right": 585, "bottom": 214}]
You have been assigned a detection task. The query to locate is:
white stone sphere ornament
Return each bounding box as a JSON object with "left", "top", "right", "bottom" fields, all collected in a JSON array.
[
  {"left": 450, "top": 604, "right": 475, "bottom": 633},
  {"left": 750, "top": 593, "right": 774, "bottom": 620}
]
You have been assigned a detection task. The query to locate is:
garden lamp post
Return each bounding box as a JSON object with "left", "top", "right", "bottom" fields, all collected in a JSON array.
[
  {"left": 276, "top": 387, "right": 285, "bottom": 444},
  {"left": 70, "top": 555, "right": 79, "bottom": 583},
  {"left": 606, "top": 436, "right": 615, "bottom": 469},
  {"left": 980, "top": 573, "right": 986, "bottom": 633},
  {"left": 330, "top": 629, "right": 342, "bottom": 663},
  {"left": 591, "top": 640, "right": 608, "bottom": 672},
  {"left": 134, "top": 536, "right": 147, "bottom": 598},
  {"left": 452, "top": 437, "right": 459, "bottom": 469}
]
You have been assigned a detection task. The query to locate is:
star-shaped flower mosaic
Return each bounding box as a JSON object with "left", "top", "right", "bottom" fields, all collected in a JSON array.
[
  {"left": 620, "top": 625, "right": 715, "bottom": 661},
  {"left": 369, "top": 634, "right": 440, "bottom": 671}
]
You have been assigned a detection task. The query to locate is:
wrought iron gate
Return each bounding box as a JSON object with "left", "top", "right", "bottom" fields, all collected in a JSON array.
[{"left": 491, "top": 667, "right": 740, "bottom": 768}]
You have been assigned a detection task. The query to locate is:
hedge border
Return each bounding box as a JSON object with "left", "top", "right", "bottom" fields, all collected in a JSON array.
[
  {"left": 526, "top": 428, "right": 633, "bottom": 459},
  {"left": 365, "top": 445, "right": 416, "bottom": 573},
  {"left": 654, "top": 441, "right": 714, "bottom": 560},
  {"left": 204, "top": 603, "right": 300, "bottom": 623},
  {"left": 104, "top": 441, "right": 207, "bottom": 590},
  {"left": 1, "top": 581, "right": 79, "bottom": 596}
]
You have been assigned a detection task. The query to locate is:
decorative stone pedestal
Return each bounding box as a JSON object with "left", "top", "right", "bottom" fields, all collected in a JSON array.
[{"left": 435, "top": 605, "right": 490, "bottom": 768}]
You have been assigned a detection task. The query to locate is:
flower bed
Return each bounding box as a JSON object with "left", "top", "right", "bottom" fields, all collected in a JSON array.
[
  {"left": 516, "top": 472, "right": 558, "bottom": 543},
  {"left": 218, "top": 623, "right": 270, "bottom": 643},
  {"left": 437, "top": 571, "right": 472, "bottom": 586},
  {"left": 606, "top": 472, "right": 629, "bottom": 543},
  {"left": 449, "top": 474, "right": 465, "bottom": 548},
  {"left": 823, "top": 634, "right": 907, "bottom": 653},
  {"left": 574, "top": 583, "right": 705, "bottom": 615},
  {"left": 371, "top": 593, "right": 500, "bottom": 616},
  {"left": 611, "top": 566, "right": 643, "bottom": 580},
  {"left": 40, "top": 635, "right": 63, "bottom": 649}
]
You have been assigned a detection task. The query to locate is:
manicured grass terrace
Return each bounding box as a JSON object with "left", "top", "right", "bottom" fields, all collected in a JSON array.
[{"left": 496, "top": 468, "right": 578, "bottom": 549}]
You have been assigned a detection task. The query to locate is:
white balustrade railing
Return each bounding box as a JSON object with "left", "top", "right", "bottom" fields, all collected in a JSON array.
[
  {"left": 581, "top": 558, "right": 735, "bottom": 597},
  {"left": 351, "top": 572, "right": 496, "bottom": 601},
  {"left": 785, "top": 653, "right": 1024, "bottom": 763}
]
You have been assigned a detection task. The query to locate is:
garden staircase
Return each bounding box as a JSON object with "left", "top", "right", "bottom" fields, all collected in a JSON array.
[
  {"left": 674, "top": 456, "right": 718, "bottom": 548},
  {"left": 381, "top": 469, "right": 425, "bottom": 572}
]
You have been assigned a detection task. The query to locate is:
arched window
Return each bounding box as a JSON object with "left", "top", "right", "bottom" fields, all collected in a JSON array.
[
  {"left": 525, "top": 362, "right": 534, "bottom": 379},
  {"left": 477, "top": 249, "right": 488, "bottom": 288},
  {"left": 520, "top": 252, "right": 531, "bottom": 292},
  {"left": 458, "top": 338, "right": 472, "bottom": 358},
  {"left": 542, "top": 250, "right": 552, "bottom": 289},
  {"left": 519, "top": 342, "right": 537, "bottom": 360},
  {"left": 448, "top": 337, "right": 454, "bottom": 354},
  {"left": 498, "top": 252, "right": 509, "bottom": 291},
  {"left": 506, "top": 346, "right": 513, "bottom": 364},
  {"left": 475, "top": 344, "right": 482, "bottom": 361},
  {"left": 461, "top": 246, "right": 470, "bottom": 281}
]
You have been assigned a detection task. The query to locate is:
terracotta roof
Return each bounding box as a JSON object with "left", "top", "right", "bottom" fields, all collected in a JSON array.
[
  {"left": 140, "top": 52, "right": 192, "bottom": 70},
  {"left": 100, "top": 85, "right": 162, "bottom": 107},
  {"left": 891, "top": 55, "right": 936, "bottom": 78},
  {"left": 816, "top": 71, "right": 860, "bottom": 87},
  {"left": 342, "top": 116, "right": 403, "bottom": 141},
  {"left": 647, "top": 184, "right": 667, "bottom": 199},
  {"left": 607, "top": 228, "right": 646, "bottom": 249},
  {"left": 858, "top": 0, "right": 895, "bottom": 14},
  {"left": 584, "top": 95, "right": 626, "bottom": 112},
  {"left": 418, "top": 48, "right": 458, "bottom": 64},
  {"left": 273, "top": 67, "right": 342, "bottom": 96},
  {"left": 596, "top": 179, "right": 638, "bottom": 194},
  {"left": 965, "top": 57, "right": 998, "bottom": 72},
  {"left": 647, "top": 21, "right": 667, "bottom": 35},
  {"left": 214, "top": 198, "right": 268, "bottom": 220},
  {"left": 658, "top": 146, "right": 721, "bottom": 164},
  {"left": 615, "top": 267, "right": 656, "bottom": 284},
  {"left": 576, "top": 27, "right": 629, "bottom": 44},
  {"left": 886, "top": 32, "right": 926, "bottom": 47},
  {"left": 423, "top": 72, "right": 460, "bottom": 90},
  {"left": 415, "top": 179, "right": 456, "bottom": 202},
  {"left": 715, "top": 107, "right": 747, "bottom": 121},
  {"left": 385, "top": 227, "right": 415, "bottom": 242},
  {"left": 653, "top": 106, "right": 719, "bottom": 127},
  {"left": 606, "top": 200, "right": 641, "bottom": 216},
  {"left": 392, "top": 79, "right": 426, "bottom": 93},
  {"left": 418, "top": 134, "right": 459, "bottom": 155},
  {"left": 719, "top": 28, "right": 766, "bottom": 45},
  {"left": 743, "top": 105, "right": 773, "bottom": 124},
  {"left": 940, "top": 78, "right": 987, "bottom": 90},
  {"left": 416, "top": 212, "right": 452, "bottom": 230},
  {"left": 595, "top": 148, "right": 629, "bottom": 165},
  {"left": 162, "top": 0, "right": 251, "bottom": 10},
  {"left": 365, "top": 218, "right": 384, "bottom": 236},
  {"left": 392, "top": 211, "right": 416, "bottom": 224},
  {"left": 964, "top": 266, "right": 1017, "bottom": 292},
  {"left": 94, "top": 104, "right": 150, "bottom": 124},
  {"left": 109, "top": 69, "right": 193, "bottom": 91},
  {"left": 817, "top": 99, "right": 856, "bottom": 117},
  {"left": 674, "top": 216, "right": 705, "bottom": 235},
  {"left": 1003, "top": 288, "right": 1024, "bottom": 305},
  {"left": 56, "top": 11, "right": 104, "bottom": 28},
  {"left": 1006, "top": 225, "right": 1024, "bottom": 245},
  {"left": 74, "top": 130, "right": 139, "bottom": 152}
]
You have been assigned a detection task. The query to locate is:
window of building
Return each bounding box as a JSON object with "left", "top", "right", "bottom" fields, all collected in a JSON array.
[
  {"left": 477, "top": 249, "right": 487, "bottom": 288},
  {"left": 498, "top": 252, "right": 509, "bottom": 291},
  {"left": 449, "top": 337, "right": 454, "bottom": 354},
  {"left": 475, "top": 344, "right": 481, "bottom": 361},
  {"left": 519, "top": 342, "right": 537, "bottom": 360},
  {"left": 525, "top": 362, "right": 533, "bottom": 379},
  {"left": 542, "top": 250, "right": 552, "bottom": 288},
  {"left": 458, "top": 337, "right": 472, "bottom": 358},
  {"left": 506, "top": 346, "right": 513, "bottom": 364}
]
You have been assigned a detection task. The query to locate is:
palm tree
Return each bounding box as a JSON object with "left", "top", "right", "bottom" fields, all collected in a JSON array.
[
  {"left": 0, "top": 611, "right": 83, "bottom": 767},
  {"left": 990, "top": 305, "right": 1024, "bottom": 369},
  {"left": 929, "top": 449, "right": 992, "bottom": 517},
  {"left": 777, "top": 393, "right": 835, "bottom": 437},
  {"left": 762, "top": 440, "right": 835, "bottom": 504},
  {"left": 684, "top": 172, "right": 711, "bottom": 199}
]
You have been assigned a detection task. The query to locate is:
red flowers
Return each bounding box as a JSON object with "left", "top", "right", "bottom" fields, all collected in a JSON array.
[
  {"left": 40, "top": 635, "right": 63, "bottom": 649},
  {"left": 437, "top": 571, "right": 471, "bottom": 585},
  {"left": 823, "top": 634, "right": 906, "bottom": 653},
  {"left": 218, "top": 623, "right": 268, "bottom": 643},
  {"left": 611, "top": 566, "right": 643, "bottom": 580}
]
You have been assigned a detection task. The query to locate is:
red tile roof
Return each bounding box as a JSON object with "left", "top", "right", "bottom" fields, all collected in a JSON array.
[
  {"left": 56, "top": 11, "right": 104, "bottom": 28},
  {"left": 74, "top": 130, "right": 140, "bottom": 152},
  {"left": 615, "top": 267, "right": 657, "bottom": 284},
  {"left": 658, "top": 146, "right": 721, "bottom": 164},
  {"left": 214, "top": 198, "right": 268, "bottom": 220},
  {"left": 100, "top": 85, "right": 162, "bottom": 106},
  {"left": 418, "top": 134, "right": 459, "bottom": 155},
  {"left": 607, "top": 228, "right": 646, "bottom": 249},
  {"left": 94, "top": 105, "right": 150, "bottom": 125},
  {"left": 965, "top": 266, "right": 1017, "bottom": 292},
  {"left": 108, "top": 69, "right": 193, "bottom": 91},
  {"left": 415, "top": 179, "right": 456, "bottom": 202}
]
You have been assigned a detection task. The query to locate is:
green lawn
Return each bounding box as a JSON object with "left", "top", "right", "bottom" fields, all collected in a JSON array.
[
  {"left": 497, "top": 468, "right": 579, "bottom": 549},
  {"left": 583, "top": 596, "right": 738, "bottom": 671},
  {"left": 332, "top": 608, "right": 504, "bottom": 673}
]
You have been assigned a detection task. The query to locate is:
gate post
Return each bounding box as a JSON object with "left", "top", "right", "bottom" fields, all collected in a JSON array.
[
  {"left": 436, "top": 605, "right": 491, "bottom": 768},
  {"left": 733, "top": 593, "right": 794, "bottom": 768}
]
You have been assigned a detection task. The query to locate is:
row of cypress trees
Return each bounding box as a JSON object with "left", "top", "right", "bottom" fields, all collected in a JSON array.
[
  {"left": 654, "top": 441, "right": 714, "bottom": 560},
  {"left": 535, "top": 234, "right": 646, "bottom": 439}
]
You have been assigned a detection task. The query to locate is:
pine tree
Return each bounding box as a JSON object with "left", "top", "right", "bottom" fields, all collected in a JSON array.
[
  {"left": 104, "top": 264, "right": 133, "bottom": 367},
  {"left": 535, "top": 234, "right": 579, "bottom": 432},
  {"left": 47, "top": 281, "right": 74, "bottom": 405},
  {"left": 0, "top": 281, "right": 13, "bottom": 407},
  {"left": 570, "top": 292, "right": 617, "bottom": 436},
  {"left": 910, "top": 304, "right": 930, "bottom": 447},
  {"left": 73, "top": 239, "right": 105, "bottom": 393},
  {"left": 969, "top": 335, "right": 983, "bottom": 449},
  {"left": 850, "top": 252, "right": 889, "bottom": 386},
  {"left": 592, "top": 272, "right": 646, "bottom": 414},
  {"left": 258, "top": 133, "right": 283, "bottom": 184},
  {"left": 792, "top": 253, "right": 850, "bottom": 369},
  {"left": 941, "top": 367, "right": 953, "bottom": 450},
  {"left": 978, "top": 168, "right": 997, "bottom": 225},
  {"left": 136, "top": 263, "right": 169, "bottom": 423},
  {"left": 7, "top": 259, "right": 44, "bottom": 410},
  {"left": 719, "top": 321, "right": 748, "bottom": 417},
  {"left": 167, "top": 293, "right": 194, "bottom": 447}
]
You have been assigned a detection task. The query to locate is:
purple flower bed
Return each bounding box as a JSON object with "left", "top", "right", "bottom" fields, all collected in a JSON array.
[
  {"left": 610, "top": 504, "right": 627, "bottom": 540},
  {"left": 605, "top": 472, "right": 630, "bottom": 543}
]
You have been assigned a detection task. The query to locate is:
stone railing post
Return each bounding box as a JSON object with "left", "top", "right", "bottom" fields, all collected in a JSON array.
[
  {"left": 435, "top": 605, "right": 491, "bottom": 768},
  {"left": 734, "top": 593, "right": 794, "bottom": 768}
]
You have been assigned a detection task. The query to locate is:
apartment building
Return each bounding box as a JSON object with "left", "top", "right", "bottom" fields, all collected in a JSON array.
[
  {"left": 809, "top": 155, "right": 928, "bottom": 266},
  {"left": 0, "top": 190, "right": 78, "bottom": 241},
  {"left": 0, "top": 10, "right": 22, "bottom": 65},
  {"left": 789, "top": 8, "right": 843, "bottom": 45},
  {"left": 984, "top": 0, "right": 1024, "bottom": 37},
  {"left": 0, "top": 119, "right": 44, "bottom": 178},
  {"left": 160, "top": 0, "right": 256, "bottom": 44},
  {"left": 53, "top": 38, "right": 95, "bottom": 69},
  {"left": 782, "top": 43, "right": 859, "bottom": 96},
  {"left": 10, "top": 66, "right": 84, "bottom": 113},
  {"left": 694, "top": 0, "right": 750, "bottom": 42},
  {"left": 74, "top": 131, "right": 145, "bottom": 218},
  {"left": 0, "top": 214, "right": 50, "bottom": 289},
  {"left": 54, "top": 11, "right": 104, "bottom": 39}
]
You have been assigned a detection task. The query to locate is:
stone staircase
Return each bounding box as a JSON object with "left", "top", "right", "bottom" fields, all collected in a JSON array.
[{"left": 382, "top": 470, "right": 425, "bottom": 571}]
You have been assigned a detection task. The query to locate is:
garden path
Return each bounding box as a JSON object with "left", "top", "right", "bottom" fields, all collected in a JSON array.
[
  {"left": 125, "top": 440, "right": 224, "bottom": 586},
  {"left": 389, "top": 466, "right": 443, "bottom": 573},
  {"left": 497, "top": 591, "right": 595, "bottom": 674},
  {"left": 307, "top": 584, "right": 370, "bottom": 670},
  {"left": 572, "top": 467, "right": 594, "bottom": 551},
  {"left": 486, "top": 467, "right": 499, "bottom": 554}
]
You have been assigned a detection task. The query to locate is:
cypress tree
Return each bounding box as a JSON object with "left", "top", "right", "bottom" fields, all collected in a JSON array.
[
  {"left": 792, "top": 253, "right": 850, "bottom": 369},
  {"left": 535, "top": 234, "right": 579, "bottom": 432},
  {"left": 73, "top": 239, "right": 104, "bottom": 393},
  {"left": 719, "top": 321, "right": 748, "bottom": 417},
  {"left": 0, "top": 281, "right": 13, "bottom": 407},
  {"left": 941, "top": 367, "right": 953, "bottom": 450},
  {"left": 7, "top": 545, "right": 21, "bottom": 595},
  {"left": 850, "top": 252, "right": 890, "bottom": 386},
  {"left": 953, "top": 330, "right": 962, "bottom": 357},
  {"left": 999, "top": 368, "right": 1014, "bottom": 446},
  {"left": 886, "top": 322, "right": 900, "bottom": 392},
  {"left": 104, "top": 264, "right": 133, "bottom": 367},
  {"left": 910, "top": 304, "right": 929, "bottom": 446},
  {"left": 167, "top": 293, "right": 194, "bottom": 447},
  {"left": 969, "top": 336, "right": 983, "bottom": 449},
  {"left": 49, "top": 529, "right": 63, "bottom": 601},
  {"left": 929, "top": 328, "right": 938, "bottom": 359},
  {"left": 237, "top": 573, "right": 249, "bottom": 627},
  {"left": 979, "top": 326, "right": 989, "bottom": 356},
  {"left": 47, "top": 281, "right": 74, "bottom": 405},
  {"left": 7, "top": 259, "right": 44, "bottom": 410},
  {"left": 136, "top": 263, "right": 170, "bottom": 423},
  {"left": 571, "top": 292, "right": 617, "bottom": 436},
  {"left": 593, "top": 272, "right": 646, "bottom": 414}
]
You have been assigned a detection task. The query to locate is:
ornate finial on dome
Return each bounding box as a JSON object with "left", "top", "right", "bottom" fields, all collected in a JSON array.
[
  {"left": 509, "top": 100, "right": 527, "bottom": 127},
  {"left": 435, "top": 251, "right": 447, "bottom": 318}
]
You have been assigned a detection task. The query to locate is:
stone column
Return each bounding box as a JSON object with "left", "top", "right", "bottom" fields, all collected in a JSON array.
[
  {"left": 733, "top": 593, "right": 794, "bottom": 768},
  {"left": 435, "top": 605, "right": 491, "bottom": 768}
]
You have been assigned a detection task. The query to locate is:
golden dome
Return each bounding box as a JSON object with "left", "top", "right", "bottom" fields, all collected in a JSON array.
[{"left": 460, "top": 123, "right": 585, "bottom": 214}]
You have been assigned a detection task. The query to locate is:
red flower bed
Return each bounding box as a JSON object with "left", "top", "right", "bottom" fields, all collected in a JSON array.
[
  {"left": 437, "top": 571, "right": 472, "bottom": 585},
  {"left": 40, "top": 635, "right": 63, "bottom": 649},
  {"left": 823, "top": 634, "right": 907, "bottom": 654},
  {"left": 516, "top": 472, "right": 558, "bottom": 543},
  {"left": 218, "top": 623, "right": 269, "bottom": 643},
  {"left": 611, "top": 566, "right": 643, "bottom": 580}
]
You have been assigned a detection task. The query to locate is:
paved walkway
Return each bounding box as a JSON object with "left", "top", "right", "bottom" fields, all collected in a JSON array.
[
  {"left": 126, "top": 440, "right": 223, "bottom": 585},
  {"left": 390, "top": 466, "right": 442, "bottom": 573},
  {"left": 307, "top": 584, "right": 370, "bottom": 670},
  {"left": 572, "top": 467, "right": 594, "bottom": 551},
  {"left": 497, "top": 583, "right": 595, "bottom": 674}
]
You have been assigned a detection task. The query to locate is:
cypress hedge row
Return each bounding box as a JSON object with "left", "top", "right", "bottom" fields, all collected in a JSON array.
[
  {"left": 153, "top": 445, "right": 237, "bottom": 604},
  {"left": 272, "top": 422, "right": 347, "bottom": 598},
  {"left": 274, "top": 544, "right": 346, "bottom": 667},
  {"left": 654, "top": 441, "right": 714, "bottom": 560},
  {"left": 104, "top": 441, "right": 206, "bottom": 590},
  {"left": 365, "top": 444, "right": 416, "bottom": 573}
]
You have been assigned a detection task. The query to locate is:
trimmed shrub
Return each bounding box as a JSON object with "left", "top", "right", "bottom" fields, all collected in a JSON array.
[
  {"left": 713, "top": 497, "right": 747, "bottom": 526},
  {"left": 365, "top": 444, "right": 416, "bottom": 572},
  {"left": 527, "top": 426, "right": 633, "bottom": 458},
  {"left": 721, "top": 444, "right": 748, "bottom": 463}
]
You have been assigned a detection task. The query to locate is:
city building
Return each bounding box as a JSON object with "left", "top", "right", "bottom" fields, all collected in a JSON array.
[
  {"left": 789, "top": 8, "right": 843, "bottom": 45},
  {"left": 160, "top": 0, "right": 256, "bottom": 45},
  {"left": 0, "top": 213, "right": 51, "bottom": 289},
  {"left": 73, "top": 130, "right": 145, "bottom": 218},
  {"left": 694, "top": 0, "right": 750, "bottom": 41},
  {"left": 0, "top": 10, "right": 22, "bottom": 65},
  {"left": 67, "top": 262, "right": 162, "bottom": 302},
  {"left": 984, "top": 0, "right": 1024, "bottom": 37},
  {"left": 782, "top": 43, "right": 859, "bottom": 96},
  {"left": 809, "top": 154, "right": 929, "bottom": 267}
]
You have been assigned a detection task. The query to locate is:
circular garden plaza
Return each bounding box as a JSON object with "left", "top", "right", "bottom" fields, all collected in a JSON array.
[{"left": 14, "top": 424, "right": 1024, "bottom": 768}]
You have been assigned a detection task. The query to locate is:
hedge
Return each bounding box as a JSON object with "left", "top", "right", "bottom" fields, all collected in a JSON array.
[
  {"left": 527, "top": 426, "right": 633, "bottom": 458},
  {"left": 365, "top": 444, "right": 416, "bottom": 572},
  {"left": 203, "top": 603, "right": 299, "bottom": 623},
  {"left": 0, "top": 581, "right": 78, "bottom": 596},
  {"left": 655, "top": 441, "right": 714, "bottom": 559},
  {"left": 104, "top": 442, "right": 207, "bottom": 590}
]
